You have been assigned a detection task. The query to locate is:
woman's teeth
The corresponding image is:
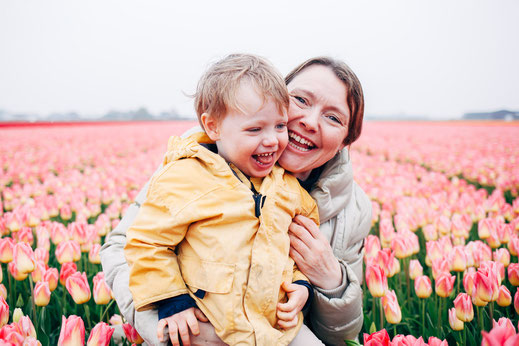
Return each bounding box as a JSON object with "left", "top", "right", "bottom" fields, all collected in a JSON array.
[{"left": 288, "top": 132, "right": 315, "bottom": 151}]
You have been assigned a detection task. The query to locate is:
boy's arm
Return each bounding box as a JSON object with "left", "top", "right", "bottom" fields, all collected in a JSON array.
[{"left": 125, "top": 163, "right": 207, "bottom": 312}]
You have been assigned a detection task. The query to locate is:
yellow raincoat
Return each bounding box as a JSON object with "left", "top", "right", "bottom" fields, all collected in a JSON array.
[{"left": 125, "top": 133, "right": 319, "bottom": 345}]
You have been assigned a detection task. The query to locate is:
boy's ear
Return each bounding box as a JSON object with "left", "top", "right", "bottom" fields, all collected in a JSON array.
[{"left": 200, "top": 113, "right": 220, "bottom": 141}]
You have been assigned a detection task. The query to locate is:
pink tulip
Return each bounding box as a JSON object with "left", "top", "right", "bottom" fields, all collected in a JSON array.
[
  {"left": 496, "top": 285, "right": 512, "bottom": 307},
  {"left": 365, "top": 264, "right": 388, "bottom": 298},
  {"left": 93, "top": 272, "right": 112, "bottom": 305},
  {"left": 0, "top": 237, "right": 14, "bottom": 263},
  {"left": 58, "top": 315, "right": 85, "bottom": 346},
  {"left": 508, "top": 263, "right": 519, "bottom": 286},
  {"left": 381, "top": 290, "right": 401, "bottom": 324},
  {"left": 364, "top": 235, "right": 381, "bottom": 260},
  {"left": 87, "top": 322, "right": 114, "bottom": 346},
  {"left": 492, "top": 317, "right": 516, "bottom": 334},
  {"left": 122, "top": 323, "right": 144, "bottom": 344},
  {"left": 0, "top": 284, "right": 6, "bottom": 300},
  {"left": 22, "top": 336, "right": 41, "bottom": 346},
  {"left": 43, "top": 267, "right": 59, "bottom": 291},
  {"left": 408, "top": 259, "right": 423, "bottom": 280},
  {"left": 50, "top": 222, "right": 69, "bottom": 244},
  {"left": 431, "top": 258, "right": 451, "bottom": 280},
  {"left": 448, "top": 308, "right": 464, "bottom": 331},
  {"left": 109, "top": 314, "right": 123, "bottom": 326},
  {"left": 473, "top": 270, "right": 495, "bottom": 305},
  {"left": 34, "top": 281, "right": 51, "bottom": 306},
  {"left": 31, "top": 260, "right": 47, "bottom": 282},
  {"left": 478, "top": 218, "right": 495, "bottom": 239},
  {"left": 12, "top": 242, "right": 35, "bottom": 274},
  {"left": 508, "top": 236, "right": 519, "bottom": 256},
  {"left": 449, "top": 246, "right": 467, "bottom": 272},
  {"left": 0, "top": 324, "right": 25, "bottom": 344},
  {"left": 0, "top": 296, "right": 8, "bottom": 328},
  {"left": 17, "top": 226, "right": 34, "bottom": 245},
  {"left": 435, "top": 273, "right": 455, "bottom": 298},
  {"left": 414, "top": 275, "right": 432, "bottom": 298},
  {"left": 66, "top": 272, "right": 91, "bottom": 304},
  {"left": 481, "top": 320, "right": 519, "bottom": 346},
  {"left": 427, "top": 336, "right": 448, "bottom": 346},
  {"left": 59, "top": 262, "right": 77, "bottom": 286},
  {"left": 34, "top": 247, "right": 49, "bottom": 265},
  {"left": 88, "top": 243, "right": 101, "bottom": 264},
  {"left": 453, "top": 293, "right": 473, "bottom": 322},
  {"left": 55, "top": 240, "right": 81, "bottom": 264},
  {"left": 16, "top": 315, "right": 37, "bottom": 339},
  {"left": 363, "top": 329, "right": 390, "bottom": 346},
  {"left": 8, "top": 261, "right": 28, "bottom": 281},
  {"left": 425, "top": 241, "right": 443, "bottom": 266}
]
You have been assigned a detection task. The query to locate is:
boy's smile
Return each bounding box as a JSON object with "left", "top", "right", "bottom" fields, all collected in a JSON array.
[{"left": 202, "top": 80, "right": 288, "bottom": 178}]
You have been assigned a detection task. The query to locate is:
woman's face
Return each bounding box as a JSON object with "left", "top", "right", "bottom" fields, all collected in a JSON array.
[{"left": 278, "top": 65, "right": 350, "bottom": 180}]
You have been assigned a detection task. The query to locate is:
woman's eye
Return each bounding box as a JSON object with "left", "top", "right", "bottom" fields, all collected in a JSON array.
[
  {"left": 292, "top": 95, "right": 307, "bottom": 105},
  {"left": 326, "top": 114, "right": 342, "bottom": 124}
]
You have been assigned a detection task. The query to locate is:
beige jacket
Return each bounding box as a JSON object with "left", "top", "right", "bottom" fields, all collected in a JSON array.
[
  {"left": 124, "top": 133, "right": 318, "bottom": 345},
  {"left": 101, "top": 127, "right": 372, "bottom": 345}
]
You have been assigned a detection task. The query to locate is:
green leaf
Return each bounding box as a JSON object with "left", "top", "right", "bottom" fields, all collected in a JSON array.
[
  {"left": 345, "top": 340, "right": 362, "bottom": 346},
  {"left": 369, "top": 322, "right": 377, "bottom": 334}
]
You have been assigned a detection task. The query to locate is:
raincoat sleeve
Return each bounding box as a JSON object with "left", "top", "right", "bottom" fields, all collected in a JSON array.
[
  {"left": 124, "top": 161, "right": 212, "bottom": 312},
  {"left": 308, "top": 182, "right": 372, "bottom": 344}
]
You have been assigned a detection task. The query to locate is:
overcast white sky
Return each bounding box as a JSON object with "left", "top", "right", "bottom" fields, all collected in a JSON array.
[{"left": 1, "top": 0, "right": 518, "bottom": 119}]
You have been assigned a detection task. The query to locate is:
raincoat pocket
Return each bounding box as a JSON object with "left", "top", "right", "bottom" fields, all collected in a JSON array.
[{"left": 179, "top": 257, "right": 235, "bottom": 294}]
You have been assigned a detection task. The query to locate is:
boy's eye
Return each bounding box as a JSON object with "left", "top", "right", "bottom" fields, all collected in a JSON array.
[
  {"left": 247, "top": 127, "right": 260, "bottom": 132},
  {"left": 276, "top": 123, "right": 287, "bottom": 130}
]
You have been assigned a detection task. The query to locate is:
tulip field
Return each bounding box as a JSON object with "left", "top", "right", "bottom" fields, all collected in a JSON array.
[{"left": 0, "top": 120, "right": 518, "bottom": 345}]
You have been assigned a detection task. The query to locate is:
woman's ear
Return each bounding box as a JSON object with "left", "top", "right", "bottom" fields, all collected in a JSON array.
[{"left": 200, "top": 113, "right": 220, "bottom": 141}]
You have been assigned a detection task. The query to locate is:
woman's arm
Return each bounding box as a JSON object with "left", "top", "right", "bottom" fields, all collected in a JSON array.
[
  {"left": 100, "top": 181, "right": 168, "bottom": 345},
  {"left": 288, "top": 183, "right": 372, "bottom": 344}
]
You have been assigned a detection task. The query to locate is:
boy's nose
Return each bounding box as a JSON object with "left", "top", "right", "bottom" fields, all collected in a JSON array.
[{"left": 262, "top": 133, "right": 278, "bottom": 147}]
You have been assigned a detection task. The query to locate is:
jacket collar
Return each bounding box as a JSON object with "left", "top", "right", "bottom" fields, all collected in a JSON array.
[{"left": 309, "top": 149, "right": 353, "bottom": 223}]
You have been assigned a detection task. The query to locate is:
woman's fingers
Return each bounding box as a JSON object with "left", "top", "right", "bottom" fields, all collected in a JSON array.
[{"left": 293, "top": 215, "right": 321, "bottom": 238}]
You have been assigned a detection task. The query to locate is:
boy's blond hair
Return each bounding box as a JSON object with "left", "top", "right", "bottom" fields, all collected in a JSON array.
[{"left": 194, "top": 54, "right": 289, "bottom": 126}]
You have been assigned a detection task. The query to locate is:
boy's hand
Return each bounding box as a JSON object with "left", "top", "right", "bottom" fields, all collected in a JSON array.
[
  {"left": 276, "top": 282, "right": 309, "bottom": 330},
  {"left": 157, "top": 307, "right": 208, "bottom": 346}
]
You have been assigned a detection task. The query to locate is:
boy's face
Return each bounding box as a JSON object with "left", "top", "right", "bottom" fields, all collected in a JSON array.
[{"left": 204, "top": 81, "right": 288, "bottom": 178}]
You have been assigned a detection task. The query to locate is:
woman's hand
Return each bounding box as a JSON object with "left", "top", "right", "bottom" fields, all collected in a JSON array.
[
  {"left": 276, "top": 282, "right": 308, "bottom": 329},
  {"left": 289, "top": 215, "right": 342, "bottom": 290}
]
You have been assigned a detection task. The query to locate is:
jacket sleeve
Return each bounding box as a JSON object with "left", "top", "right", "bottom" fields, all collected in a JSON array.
[
  {"left": 100, "top": 180, "right": 168, "bottom": 346},
  {"left": 309, "top": 182, "right": 372, "bottom": 344},
  {"left": 124, "top": 164, "right": 203, "bottom": 312}
]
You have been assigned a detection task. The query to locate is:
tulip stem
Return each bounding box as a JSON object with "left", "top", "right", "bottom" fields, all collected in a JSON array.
[
  {"left": 84, "top": 304, "right": 92, "bottom": 330},
  {"left": 404, "top": 258, "right": 410, "bottom": 302},
  {"left": 100, "top": 299, "right": 116, "bottom": 323},
  {"left": 489, "top": 301, "right": 493, "bottom": 325},
  {"left": 379, "top": 298, "right": 384, "bottom": 330},
  {"left": 29, "top": 275, "right": 36, "bottom": 324},
  {"left": 477, "top": 306, "right": 484, "bottom": 332},
  {"left": 438, "top": 297, "right": 442, "bottom": 334},
  {"left": 421, "top": 298, "right": 425, "bottom": 337},
  {"left": 456, "top": 272, "right": 460, "bottom": 293}
]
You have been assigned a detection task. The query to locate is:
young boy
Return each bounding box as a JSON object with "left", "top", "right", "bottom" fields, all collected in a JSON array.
[{"left": 125, "top": 54, "right": 319, "bottom": 346}]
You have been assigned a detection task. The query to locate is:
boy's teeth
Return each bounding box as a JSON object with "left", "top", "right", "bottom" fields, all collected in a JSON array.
[{"left": 289, "top": 132, "right": 315, "bottom": 147}]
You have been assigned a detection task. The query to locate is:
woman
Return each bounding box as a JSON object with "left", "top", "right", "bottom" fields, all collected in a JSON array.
[{"left": 101, "top": 57, "right": 371, "bottom": 345}]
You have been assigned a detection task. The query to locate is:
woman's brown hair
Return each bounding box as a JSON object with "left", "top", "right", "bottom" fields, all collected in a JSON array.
[{"left": 285, "top": 57, "right": 364, "bottom": 146}]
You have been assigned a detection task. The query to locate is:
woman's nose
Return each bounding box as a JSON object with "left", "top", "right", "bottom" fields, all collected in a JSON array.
[{"left": 299, "top": 108, "right": 319, "bottom": 132}]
